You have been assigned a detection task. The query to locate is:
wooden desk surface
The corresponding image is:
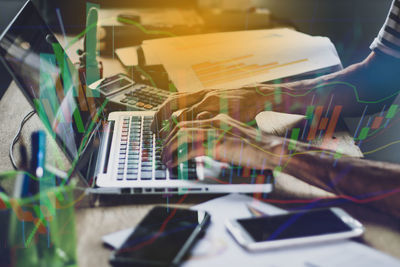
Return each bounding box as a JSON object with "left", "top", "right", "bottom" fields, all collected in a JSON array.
[{"left": 0, "top": 46, "right": 399, "bottom": 266}]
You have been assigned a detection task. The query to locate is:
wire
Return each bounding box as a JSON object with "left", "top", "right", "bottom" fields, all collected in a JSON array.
[{"left": 9, "top": 110, "right": 36, "bottom": 170}]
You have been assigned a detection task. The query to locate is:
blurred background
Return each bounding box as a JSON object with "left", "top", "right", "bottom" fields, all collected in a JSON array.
[
  {"left": 29, "top": 0, "right": 393, "bottom": 65},
  {"left": 0, "top": 0, "right": 392, "bottom": 97}
]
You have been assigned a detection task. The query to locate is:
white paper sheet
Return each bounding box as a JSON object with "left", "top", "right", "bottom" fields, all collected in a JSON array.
[
  {"left": 115, "top": 46, "right": 139, "bottom": 66},
  {"left": 184, "top": 194, "right": 400, "bottom": 267},
  {"left": 142, "top": 29, "right": 341, "bottom": 92},
  {"left": 102, "top": 194, "right": 400, "bottom": 266}
]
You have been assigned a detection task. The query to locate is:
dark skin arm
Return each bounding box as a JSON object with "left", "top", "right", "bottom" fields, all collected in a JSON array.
[
  {"left": 163, "top": 114, "right": 400, "bottom": 218},
  {"left": 153, "top": 51, "right": 400, "bottom": 218}
]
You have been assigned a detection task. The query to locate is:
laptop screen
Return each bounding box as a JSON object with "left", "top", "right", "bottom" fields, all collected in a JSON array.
[{"left": 0, "top": 1, "right": 102, "bottom": 175}]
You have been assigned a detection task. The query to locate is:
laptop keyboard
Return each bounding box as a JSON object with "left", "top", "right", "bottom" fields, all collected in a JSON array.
[{"left": 117, "top": 115, "right": 196, "bottom": 181}]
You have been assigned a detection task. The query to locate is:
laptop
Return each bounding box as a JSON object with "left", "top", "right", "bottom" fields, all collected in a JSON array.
[{"left": 0, "top": 1, "right": 273, "bottom": 195}]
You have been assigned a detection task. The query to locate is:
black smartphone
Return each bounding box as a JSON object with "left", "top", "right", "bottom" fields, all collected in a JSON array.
[{"left": 110, "top": 206, "right": 210, "bottom": 267}]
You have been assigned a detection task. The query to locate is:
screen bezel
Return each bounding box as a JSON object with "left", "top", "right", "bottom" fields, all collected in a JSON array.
[{"left": 226, "top": 207, "right": 364, "bottom": 251}]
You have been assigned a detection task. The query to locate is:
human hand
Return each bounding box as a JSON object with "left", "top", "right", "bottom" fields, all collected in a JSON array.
[
  {"left": 161, "top": 113, "right": 285, "bottom": 169},
  {"left": 152, "top": 84, "right": 292, "bottom": 138}
]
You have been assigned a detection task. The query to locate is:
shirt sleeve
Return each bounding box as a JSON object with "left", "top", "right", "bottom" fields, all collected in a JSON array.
[{"left": 370, "top": 0, "right": 400, "bottom": 59}]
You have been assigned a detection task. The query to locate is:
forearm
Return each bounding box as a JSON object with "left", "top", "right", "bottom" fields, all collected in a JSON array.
[{"left": 278, "top": 143, "right": 400, "bottom": 217}]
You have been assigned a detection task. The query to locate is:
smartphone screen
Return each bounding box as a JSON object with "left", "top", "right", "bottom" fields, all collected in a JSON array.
[
  {"left": 237, "top": 209, "right": 353, "bottom": 242},
  {"left": 113, "top": 207, "right": 209, "bottom": 266}
]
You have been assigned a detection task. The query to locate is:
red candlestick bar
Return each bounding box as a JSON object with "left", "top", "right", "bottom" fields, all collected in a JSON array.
[
  {"left": 319, "top": 117, "right": 329, "bottom": 130},
  {"left": 307, "top": 106, "right": 324, "bottom": 141},
  {"left": 323, "top": 105, "right": 343, "bottom": 142},
  {"left": 371, "top": 116, "right": 384, "bottom": 129}
]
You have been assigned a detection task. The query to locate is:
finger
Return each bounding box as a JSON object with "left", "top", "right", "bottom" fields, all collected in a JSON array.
[
  {"left": 162, "top": 128, "right": 221, "bottom": 168},
  {"left": 214, "top": 136, "right": 275, "bottom": 170},
  {"left": 158, "top": 108, "right": 191, "bottom": 139},
  {"left": 151, "top": 90, "right": 208, "bottom": 133},
  {"left": 162, "top": 113, "right": 253, "bottom": 146},
  {"left": 196, "top": 111, "right": 214, "bottom": 120},
  {"left": 151, "top": 95, "right": 178, "bottom": 134},
  {"left": 164, "top": 120, "right": 199, "bottom": 147},
  {"left": 164, "top": 114, "right": 235, "bottom": 146}
]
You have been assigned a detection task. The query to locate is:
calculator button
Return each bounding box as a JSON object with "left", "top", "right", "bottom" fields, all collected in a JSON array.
[
  {"left": 144, "top": 104, "right": 153, "bottom": 110},
  {"left": 136, "top": 102, "right": 145, "bottom": 108}
]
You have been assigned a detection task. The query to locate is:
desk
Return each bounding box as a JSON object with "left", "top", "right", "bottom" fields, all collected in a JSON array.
[{"left": 0, "top": 41, "right": 399, "bottom": 266}]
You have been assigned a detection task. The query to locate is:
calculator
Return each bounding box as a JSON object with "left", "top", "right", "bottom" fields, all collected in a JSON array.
[{"left": 90, "top": 73, "right": 173, "bottom": 111}]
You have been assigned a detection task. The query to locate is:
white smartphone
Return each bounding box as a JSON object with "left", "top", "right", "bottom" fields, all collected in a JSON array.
[{"left": 226, "top": 207, "right": 364, "bottom": 251}]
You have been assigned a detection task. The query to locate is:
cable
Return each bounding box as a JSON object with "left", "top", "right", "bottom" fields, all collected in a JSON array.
[{"left": 9, "top": 110, "right": 36, "bottom": 170}]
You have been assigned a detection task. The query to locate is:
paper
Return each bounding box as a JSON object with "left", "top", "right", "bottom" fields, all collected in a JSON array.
[
  {"left": 303, "top": 242, "right": 400, "bottom": 267},
  {"left": 102, "top": 194, "right": 400, "bottom": 266},
  {"left": 184, "top": 194, "right": 400, "bottom": 267},
  {"left": 142, "top": 29, "right": 341, "bottom": 92},
  {"left": 115, "top": 46, "right": 139, "bottom": 66}
]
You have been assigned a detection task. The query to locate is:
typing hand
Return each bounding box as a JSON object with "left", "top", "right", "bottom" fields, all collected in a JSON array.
[
  {"left": 161, "top": 113, "right": 285, "bottom": 169},
  {"left": 151, "top": 84, "right": 289, "bottom": 139}
]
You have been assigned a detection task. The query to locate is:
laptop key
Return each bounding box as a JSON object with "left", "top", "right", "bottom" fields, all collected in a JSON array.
[
  {"left": 141, "top": 166, "right": 153, "bottom": 172},
  {"left": 126, "top": 174, "right": 138, "bottom": 180},
  {"left": 142, "top": 157, "right": 153, "bottom": 163},
  {"left": 155, "top": 171, "right": 166, "bottom": 180},
  {"left": 140, "top": 171, "right": 153, "bottom": 180},
  {"left": 155, "top": 165, "right": 166, "bottom": 171},
  {"left": 141, "top": 162, "right": 152, "bottom": 167}
]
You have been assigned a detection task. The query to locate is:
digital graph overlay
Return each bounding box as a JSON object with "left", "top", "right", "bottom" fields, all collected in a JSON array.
[{"left": 4, "top": 2, "right": 400, "bottom": 261}]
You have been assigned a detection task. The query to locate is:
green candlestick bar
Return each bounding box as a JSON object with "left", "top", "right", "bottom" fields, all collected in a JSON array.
[
  {"left": 305, "top": 106, "right": 315, "bottom": 120},
  {"left": 334, "top": 148, "right": 343, "bottom": 159},
  {"left": 177, "top": 131, "right": 188, "bottom": 180},
  {"left": 274, "top": 86, "right": 282, "bottom": 104},
  {"left": 386, "top": 104, "right": 398, "bottom": 119},
  {"left": 358, "top": 127, "right": 370, "bottom": 140},
  {"left": 288, "top": 128, "right": 300, "bottom": 150},
  {"left": 264, "top": 101, "right": 272, "bottom": 111}
]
